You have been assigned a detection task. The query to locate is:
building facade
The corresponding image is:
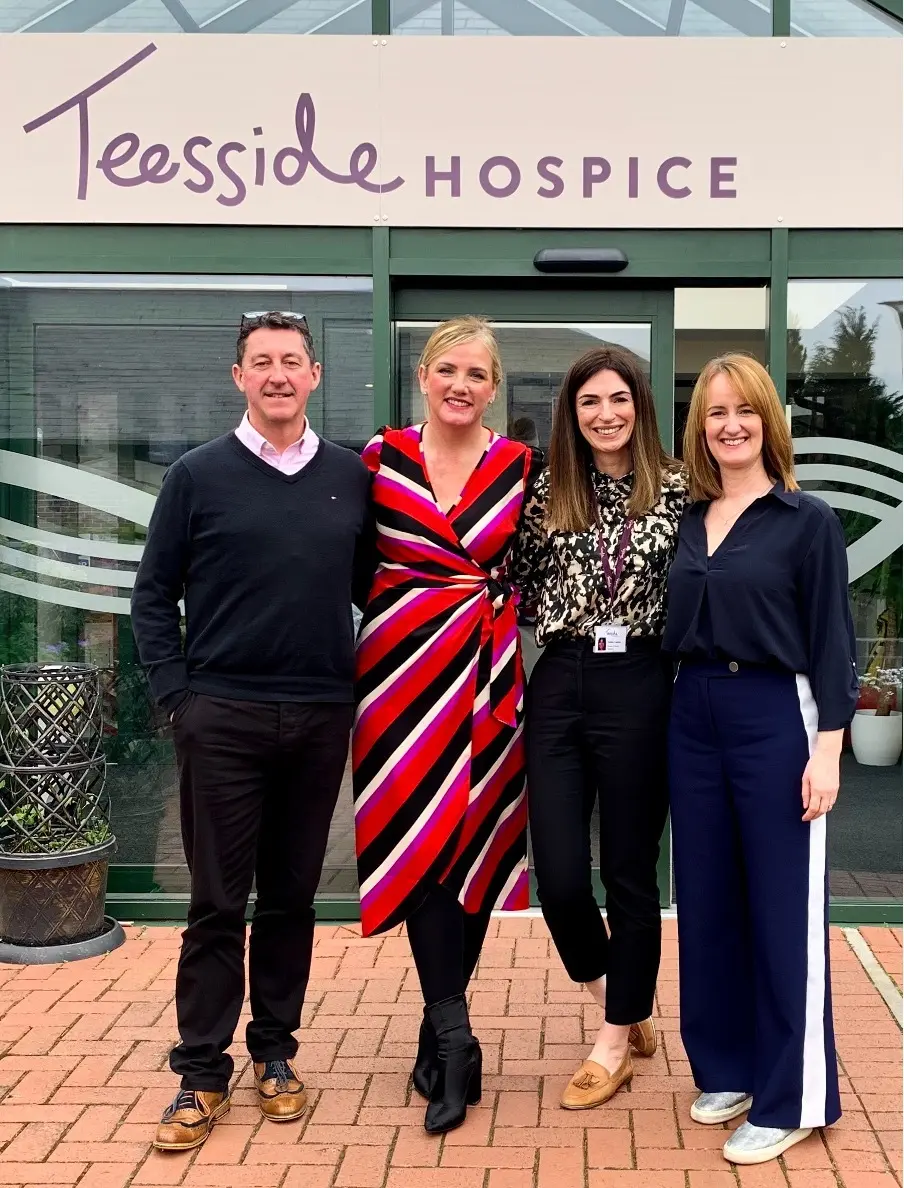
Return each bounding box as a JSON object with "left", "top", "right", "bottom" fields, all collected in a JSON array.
[{"left": 0, "top": 1, "right": 901, "bottom": 922}]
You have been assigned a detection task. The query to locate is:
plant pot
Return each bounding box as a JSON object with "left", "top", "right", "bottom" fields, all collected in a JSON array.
[
  {"left": 850, "top": 709, "right": 903, "bottom": 767},
  {"left": 0, "top": 663, "right": 125, "bottom": 962},
  {"left": 0, "top": 837, "right": 124, "bottom": 963}
]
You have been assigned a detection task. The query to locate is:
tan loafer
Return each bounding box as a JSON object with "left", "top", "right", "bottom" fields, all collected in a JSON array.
[
  {"left": 560, "top": 1052, "right": 633, "bottom": 1110},
  {"left": 153, "top": 1089, "right": 230, "bottom": 1151},
  {"left": 254, "top": 1059, "right": 308, "bottom": 1122},
  {"left": 628, "top": 1017, "right": 657, "bottom": 1058}
]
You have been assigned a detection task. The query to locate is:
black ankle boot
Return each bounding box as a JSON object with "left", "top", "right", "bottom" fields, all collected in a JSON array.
[
  {"left": 412, "top": 1009, "right": 436, "bottom": 1099},
  {"left": 424, "top": 995, "right": 482, "bottom": 1135}
]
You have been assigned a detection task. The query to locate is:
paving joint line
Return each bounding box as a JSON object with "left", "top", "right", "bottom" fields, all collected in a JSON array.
[{"left": 842, "top": 926, "right": 903, "bottom": 1027}]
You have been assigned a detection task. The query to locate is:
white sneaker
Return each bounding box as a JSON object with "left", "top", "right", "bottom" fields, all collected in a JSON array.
[
  {"left": 690, "top": 1091, "right": 752, "bottom": 1124},
  {"left": 723, "top": 1122, "right": 813, "bottom": 1165}
]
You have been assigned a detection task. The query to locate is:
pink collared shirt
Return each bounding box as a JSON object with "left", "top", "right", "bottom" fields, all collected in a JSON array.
[{"left": 234, "top": 412, "right": 319, "bottom": 475}]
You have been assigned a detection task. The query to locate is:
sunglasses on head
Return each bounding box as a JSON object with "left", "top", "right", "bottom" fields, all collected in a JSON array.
[{"left": 239, "top": 310, "right": 309, "bottom": 329}]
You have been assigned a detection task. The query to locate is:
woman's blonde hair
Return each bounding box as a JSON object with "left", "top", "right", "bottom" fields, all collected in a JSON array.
[
  {"left": 546, "top": 345, "right": 675, "bottom": 531},
  {"left": 683, "top": 353, "right": 799, "bottom": 502},
  {"left": 417, "top": 316, "right": 504, "bottom": 390}
]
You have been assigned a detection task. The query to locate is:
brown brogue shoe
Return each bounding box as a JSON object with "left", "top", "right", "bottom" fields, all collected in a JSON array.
[
  {"left": 254, "top": 1059, "right": 308, "bottom": 1122},
  {"left": 628, "top": 1017, "right": 657, "bottom": 1058},
  {"left": 153, "top": 1089, "right": 230, "bottom": 1151},
  {"left": 560, "top": 1052, "right": 633, "bottom": 1110}
]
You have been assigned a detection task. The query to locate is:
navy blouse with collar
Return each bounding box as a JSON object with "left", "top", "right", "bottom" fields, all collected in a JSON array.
[{"left": 662, "top": 483, "right": 859, "bottom": 731}]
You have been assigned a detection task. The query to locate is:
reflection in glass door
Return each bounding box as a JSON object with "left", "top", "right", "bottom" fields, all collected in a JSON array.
[
  {"left": 395, "top": 317, "right": 663, "bottom": 908},
  {"left": 396, "top": 321, "right": 653, "bottom": 454},
  {"left": 788, "top": 279, "right": 903, "bottom": 903}
]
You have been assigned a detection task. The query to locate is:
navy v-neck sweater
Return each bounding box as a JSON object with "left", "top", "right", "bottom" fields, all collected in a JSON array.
[{"left": 131, "top": 431, "right": 372, "bottom": 705}]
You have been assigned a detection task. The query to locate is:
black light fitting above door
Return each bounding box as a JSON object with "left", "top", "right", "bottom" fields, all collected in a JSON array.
[{"left": 533, "top": 248, "right": 629, "bottom": 274}]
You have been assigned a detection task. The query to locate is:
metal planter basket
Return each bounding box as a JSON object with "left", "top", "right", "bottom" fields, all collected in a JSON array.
[{"left": 0, "top": 664, "right": 125, "bottom": 963}]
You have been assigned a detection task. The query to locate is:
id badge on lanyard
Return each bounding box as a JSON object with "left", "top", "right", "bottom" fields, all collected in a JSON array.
[{"left": 592, "top": 516, "right": 632, "bottom": 655}]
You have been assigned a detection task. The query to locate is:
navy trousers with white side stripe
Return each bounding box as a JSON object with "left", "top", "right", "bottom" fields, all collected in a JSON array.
[{"left": 669, "top": 662, "right": 840, "bottom": 1130}]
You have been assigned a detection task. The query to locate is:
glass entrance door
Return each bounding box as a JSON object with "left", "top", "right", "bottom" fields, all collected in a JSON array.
[
  {"left": 392, "top": 289, "right": 675, "bottom": 907},
  {"left": 392, "top": 288, "right": 674, "bottom": 450},
  {"left": 397, "top": 321, "right": 653, "bottom": 451}
]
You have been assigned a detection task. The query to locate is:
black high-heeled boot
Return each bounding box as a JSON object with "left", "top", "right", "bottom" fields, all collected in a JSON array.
[
  {"left": 424, "top": 995, "right": 482, "bottom": 1135},
  {"left": 412, "top": 1009, "right": 436, "bottom": 1099}
]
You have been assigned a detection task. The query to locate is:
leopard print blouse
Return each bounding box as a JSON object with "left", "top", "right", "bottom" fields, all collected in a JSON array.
[{"left": 512, "top": 464, "right": 688, "bottom": 645}]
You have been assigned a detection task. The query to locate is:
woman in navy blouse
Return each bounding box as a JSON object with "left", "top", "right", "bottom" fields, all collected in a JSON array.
[{"left": 664, "top": 354, "right": 858, "bottom": 1168}]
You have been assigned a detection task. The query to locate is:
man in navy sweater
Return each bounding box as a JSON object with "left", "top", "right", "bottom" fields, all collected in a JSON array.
[{"left": 131, "top": 312, "right": 372, "bottom": 1151}]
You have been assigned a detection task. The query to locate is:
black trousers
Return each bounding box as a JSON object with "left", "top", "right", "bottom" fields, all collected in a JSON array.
[
  {"left": 526, "top": 637, "right": 671, "bottom": 1026},
  {"left": 406, "top": 881, "right": 492, "bottom": 1006},
  {"left": 169, "top": 693, "right": 353, "bottom": 1092}
]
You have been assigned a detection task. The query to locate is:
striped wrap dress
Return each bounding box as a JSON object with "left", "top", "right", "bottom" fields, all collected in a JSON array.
[{"left": 353, "top": 424, "right": 535, "bottom": 938}]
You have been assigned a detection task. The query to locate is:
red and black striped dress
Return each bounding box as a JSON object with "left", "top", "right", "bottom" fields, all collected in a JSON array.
[{"left": 353, "top": 425, "right": 533, "bottom": 938}]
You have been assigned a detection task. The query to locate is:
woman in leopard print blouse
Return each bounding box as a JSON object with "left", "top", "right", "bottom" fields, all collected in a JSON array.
[{"left": 513, "top": 345, "right": 687, "bottom": 1111}]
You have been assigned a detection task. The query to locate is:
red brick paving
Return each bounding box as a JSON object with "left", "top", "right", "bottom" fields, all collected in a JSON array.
[{"left": 0, "top": 920, "right": 900, "bottom": 1187}]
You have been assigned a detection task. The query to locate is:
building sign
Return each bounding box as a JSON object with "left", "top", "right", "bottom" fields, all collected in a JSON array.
[{"left": 0, "top": 35, "right": 900, "bottom": 228}]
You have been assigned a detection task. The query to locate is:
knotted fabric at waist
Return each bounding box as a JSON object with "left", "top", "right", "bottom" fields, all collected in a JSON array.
[{"left": 378, "top": 564, "right": 522, "bottom": 729}]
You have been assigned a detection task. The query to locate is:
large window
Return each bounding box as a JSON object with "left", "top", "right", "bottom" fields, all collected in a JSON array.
[
  {"left": 0, "top": 274, "right": 373, "bottom": 895},
  {"left": 673, "top": 286, "right": 768, "bottom": 455},
  {"left": 788, "top": 278, "right": 903, "bottom": 901},
  {"left": 3, "top": 0, "right": 899, "bottom": 35},
  {"left": 2, "top": 0, "right": 370, "bottom": 33},
  {"left": 392, "top": 0, "right": 774, "bottom": 35},
  {"left": 392, "top": 0, "right": 900, "bottom": 35},
  {"left": 791, "top": 0, "right": 901, "bottom": 35}
]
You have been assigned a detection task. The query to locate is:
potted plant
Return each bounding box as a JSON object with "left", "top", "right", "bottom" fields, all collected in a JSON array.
[
  {"left": 0, "top": 663, "right": 125, "bottom": 963},
  {"left": 851, "top": 667, "right": 903, "bottom": 767}
]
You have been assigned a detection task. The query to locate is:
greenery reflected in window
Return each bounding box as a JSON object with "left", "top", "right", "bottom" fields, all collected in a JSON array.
[
  {"left": 788, "top": 279, "right": 902, "bottom": 900},
  {"left": 788, "top": 283, "right": 902, "bottom": 675}
]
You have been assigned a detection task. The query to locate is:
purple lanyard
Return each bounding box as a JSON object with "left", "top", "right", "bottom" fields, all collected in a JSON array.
[{"left": 599, "top": 518, "right": 633, "bottom": 609}]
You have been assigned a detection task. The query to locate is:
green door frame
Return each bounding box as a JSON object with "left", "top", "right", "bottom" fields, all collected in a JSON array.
[
  {"left": 394, "top": 284, "right": 675, "bottom": 908},
  {"left": 392, "top": 287, "right": 675, "bottom": 454}
]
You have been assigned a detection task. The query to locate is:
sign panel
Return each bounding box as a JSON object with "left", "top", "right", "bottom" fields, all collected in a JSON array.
[{"left": 0, "top": 35, "right": 899, "bottom": 227}]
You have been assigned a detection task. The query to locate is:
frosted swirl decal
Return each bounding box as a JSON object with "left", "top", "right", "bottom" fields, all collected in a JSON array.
[
  {"left": 1, "top": 443, "right": 900, "bottom": 614},
  {"left": 0, "top": 449, "right": 153, "bottom": 615}
]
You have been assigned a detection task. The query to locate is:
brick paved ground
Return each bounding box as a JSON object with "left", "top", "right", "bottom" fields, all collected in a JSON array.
[{"left": 0, "top": 919, "right": 899, "bottom": 1188}]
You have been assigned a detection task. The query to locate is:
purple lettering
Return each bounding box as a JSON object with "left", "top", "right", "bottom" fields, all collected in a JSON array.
[
  {"left": 216, "top": 142, "right": 247, "bottom": 207},
  {"left": 24, "top": 42, "right": 157, "bottom": 202},
  {"left": 536, "top": 156, "right": 564, "bottom": 199},
  {"left": 22, "top": 44, "right": 406, "bottom": 204},
  {"left": 582, "top": 157, "right": 611, "bottom": 198},
  {"left": 479, "top": 155, "right": 521, "bottom": 198},
  {"left": 292, "top": 94, "right": 403, "bottom": 194},
  {"left": 426, "top": 156, "right": 461, "bottom": 198},
  {"left": 657, "top": 156, "right": 691, "bottom": 199},
  {"left": 25, "top": 44, "right": 738, "bottom": 214},
  {"left": 628, "top": 156, "right": 639, "bottom": 199},
  {"left": 139, "top": 143, "right": 179, "bottom": 184},
  {"left": 97, "top": 132, "right": 143, "bottom": 187},
  {"left": 253, "top": 128, "right": 266, "bottom": 187},
  {"left": 710, "top": 156, "right": 737, "bottom": 198},
  {"left": 183, "top": 136, "right": 214, "bottom": 194},
  {"left": 273, "top": 147, "right": 306, "bottom": 185}
]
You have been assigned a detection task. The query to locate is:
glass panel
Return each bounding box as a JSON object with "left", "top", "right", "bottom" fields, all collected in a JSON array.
[
  {"left": 2, "top": 0, "right": 369, "bottom": 33},
  {"left": 0, "top": 274, "right": 373, "bottom": 898},
  {"left": 396, "top": 317, "right": 654, "bottom": 899},
  {"left": 397, "top": 320, "right": 652, "bottom": 460},
  {"left": 673, "top": 287, "right": 768, "bottom": 456},
  {"left": 788, "top": 278, "right": 903, "bottom": 902},
  {"left": 392, "top": 0, "right": 772, "bottom": 34},
  {"left": 791, "top": 0, "right": 901, "bottom": 36}
]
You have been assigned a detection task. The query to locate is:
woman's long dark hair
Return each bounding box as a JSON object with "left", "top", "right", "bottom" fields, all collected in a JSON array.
[{"left": 546, "top": 345, "right": 675, "bottom": 532}]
